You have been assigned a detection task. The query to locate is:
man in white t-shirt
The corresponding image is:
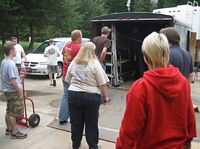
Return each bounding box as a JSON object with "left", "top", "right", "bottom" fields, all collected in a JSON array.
[
  {"left": 11, "top": 37, "right": 27, "bottom": 73},
  {"left": 44, "top": 38, "right": 60, "bottom": 87}
]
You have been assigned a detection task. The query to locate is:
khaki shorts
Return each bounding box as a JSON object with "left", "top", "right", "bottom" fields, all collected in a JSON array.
[
  {"left": 47, "top": 65, "right": 58, "bottom": 74},
  {"left": 4, "top": 92, "right": 24, "bottom": 117}
]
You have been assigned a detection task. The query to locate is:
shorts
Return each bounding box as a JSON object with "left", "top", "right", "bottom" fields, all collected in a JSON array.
[
  {"left": 47, "top": 65, "right": 58, "bottom": 74},
  {"left": 4, "top": 92, "right": 24, "bottom": 117}
]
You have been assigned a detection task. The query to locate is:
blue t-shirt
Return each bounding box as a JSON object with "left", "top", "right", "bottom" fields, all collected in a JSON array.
[
  {"left": 169, "top": 46, "right": 193, "bottom": 79},
  {"left": 0, "top": 58, "right": 21, "bottom": 92}
]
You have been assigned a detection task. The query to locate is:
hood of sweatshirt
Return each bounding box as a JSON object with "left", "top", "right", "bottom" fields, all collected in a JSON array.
[{"left": 143, "top": 65, "right": 186, "bottom": 101}]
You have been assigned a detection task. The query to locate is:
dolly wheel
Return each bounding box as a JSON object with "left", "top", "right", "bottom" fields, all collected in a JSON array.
[{"left": 29, "top": 113, "right": 40, "bottom": 127}]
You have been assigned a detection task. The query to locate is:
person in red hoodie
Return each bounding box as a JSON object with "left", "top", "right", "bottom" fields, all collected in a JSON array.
[{"left": 116, "top": 32, "right": 196, "bottom": 149}]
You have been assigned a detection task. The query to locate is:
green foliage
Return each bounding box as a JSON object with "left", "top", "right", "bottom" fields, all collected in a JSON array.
[
  {"left": 3, "top": 0, "right": 200, "bottom": 44},
  {"left": 76, "top": 0, "right": 108, "bottom": 37},
  {"left": 132, "top": 0, "right": 156, "bottom": 12},
  {"left": 104, "top": 0, "right": 127, "bottom": 13}
]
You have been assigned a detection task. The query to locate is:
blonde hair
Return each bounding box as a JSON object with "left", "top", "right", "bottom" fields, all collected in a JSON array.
[
  {"left": 142, "top": 32, "right": 169, "bottom": 70},
  {"left": 71, "top": 30, "right": 82, "bottom": 41},
  {"left": 74, "top": 42, "right": 97, "bottom": 64}
]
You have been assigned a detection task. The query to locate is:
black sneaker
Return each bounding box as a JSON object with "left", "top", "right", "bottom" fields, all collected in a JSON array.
[
  {"left": 5, "top": 129, "right": 11, "bottom": 135},
  {"left": 53, "top": 80, "right": 56, "bottom": 87},
  {"left": 59, "top": 120, "right": 67, "bottom": 125},
  {"left": 194, "top": 107, "right": 200, "bottom": 112},
  {"left": 11, "top": 131, "right": 27, "bottom": 139}
]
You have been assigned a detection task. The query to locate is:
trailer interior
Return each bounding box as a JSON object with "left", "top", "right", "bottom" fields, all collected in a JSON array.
[{"left": 91, "top": 12, "right": 173, "bottom": 87}]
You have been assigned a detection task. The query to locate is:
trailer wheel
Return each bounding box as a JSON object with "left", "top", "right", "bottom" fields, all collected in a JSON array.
[{"left": 29, "top": 113, "right": 40, "bottom": 127}]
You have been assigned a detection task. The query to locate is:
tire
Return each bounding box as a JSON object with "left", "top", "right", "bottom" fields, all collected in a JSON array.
[
  {"left": 57, "top": 62, "right": 63, "bottom": 78},
  {"left": 28, "top": 113, "right": 40, "bottom": 127}
]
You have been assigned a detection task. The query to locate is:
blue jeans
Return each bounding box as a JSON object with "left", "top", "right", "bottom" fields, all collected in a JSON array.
[
  {"left": 58, "top": 76, "right": 70, "bottom": 121},
  {"left": 68, "top": 91, "right": 101, "bottom": 149}
]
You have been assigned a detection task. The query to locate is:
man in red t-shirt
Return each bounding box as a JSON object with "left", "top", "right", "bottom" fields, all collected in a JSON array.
[{"left": 58, "top": 30, "right": 82, "bottom": 125}]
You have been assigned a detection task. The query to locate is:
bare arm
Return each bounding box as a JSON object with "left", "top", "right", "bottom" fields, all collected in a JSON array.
[
  {"left": 99, "top": 47, "right": 108, "bottom": 64},
  {"left": 22, "top": 51, "right": 27, "bottom": 62},
  {"left": 10, "top": 78, "right": 21, "bottom": 93},
  {"left": 66, "top": 74, "right": 71, "bottom": 85},
  {"left": 99, "top": 84, "right": 109, "bottom": 103}
]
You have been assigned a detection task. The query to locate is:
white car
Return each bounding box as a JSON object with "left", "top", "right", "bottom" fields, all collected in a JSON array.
[{"left": 21, "top": 37, "right": 90, "bottom": 77}]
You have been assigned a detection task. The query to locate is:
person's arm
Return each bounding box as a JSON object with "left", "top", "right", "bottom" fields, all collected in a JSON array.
[
  {"left": 10, "top": 78, "right": 21, "bottom": 93},
  {"left": 95, "top": 61, "right": 109, "bottom": 98},
  {"left": 99, "top": 84, "right": 109, "bottom": 103},
  {"left": 99, "top": 47, "right": 108, "bottom": 64},
  {"left": 188, "top": 55, "right": 194, "bottom": 82},
  {"left": 21, "top": 51, "right": 27, "bottom": 62},
  {"left": 7, "top": 65, "right": 21, "bottom": 93},
  {"left": 56, "top": 47, "right": 60, "bottom": 57},
  {"left": 66, "top": 61, "right": 74, "bottom": 84},
  {"left": 44, "top": 48, "right": 48, "bottom": 57}
]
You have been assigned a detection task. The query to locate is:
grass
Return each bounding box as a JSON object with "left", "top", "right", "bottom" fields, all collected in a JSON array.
[{"left": 0, "top": 41, "right": 41, "bottom": 63}]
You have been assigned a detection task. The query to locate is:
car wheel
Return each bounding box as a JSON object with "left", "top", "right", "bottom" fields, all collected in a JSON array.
[{"left": 57, "top": 63, "right": 63, "bottom": 78}]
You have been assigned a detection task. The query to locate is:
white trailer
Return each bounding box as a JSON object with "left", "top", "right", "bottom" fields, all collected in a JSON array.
[{"left": 153, "top": 1, "right": 200, "bottom": 39}]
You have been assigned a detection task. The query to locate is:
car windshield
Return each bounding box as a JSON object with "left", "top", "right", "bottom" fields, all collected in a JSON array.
[{"left": 32, "top": 41, "right": 65, "bottom": 54}]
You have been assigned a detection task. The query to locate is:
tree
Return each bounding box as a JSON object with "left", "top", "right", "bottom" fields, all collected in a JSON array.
[
  {"left": 104, "top": 0, "right": 127, "bottom": 13},
  {"left": 132, "top": 0, "right": 156, "bottom": 12},
  {"left": 0, "top": 0, "right": 20, "bottom": 44},
  {"left": 76, "top": 0, "right": 108, "bottom": 37}
]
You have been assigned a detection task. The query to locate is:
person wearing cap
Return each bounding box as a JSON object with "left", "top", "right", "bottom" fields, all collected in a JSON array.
[{"left": 92, "top": 26, "right": 111, "bottom": 71}]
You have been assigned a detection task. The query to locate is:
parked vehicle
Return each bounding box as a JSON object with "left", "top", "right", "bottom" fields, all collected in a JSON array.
[{"left": 21, "top": 37, "right": 90, "bottom": 77}]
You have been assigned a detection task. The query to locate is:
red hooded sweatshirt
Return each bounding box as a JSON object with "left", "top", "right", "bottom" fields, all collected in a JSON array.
[{"left": 116, "top": 65, "right": 196, "bottom": 149}]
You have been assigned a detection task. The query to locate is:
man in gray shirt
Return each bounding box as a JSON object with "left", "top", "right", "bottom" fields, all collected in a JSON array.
[{"left": 0, "top": 41, "right": 27, "bottom": 139}]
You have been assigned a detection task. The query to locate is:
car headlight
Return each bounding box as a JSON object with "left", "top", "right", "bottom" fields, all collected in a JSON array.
[{"left": 39, "top": 62, "right": 47, "bottom": 65}]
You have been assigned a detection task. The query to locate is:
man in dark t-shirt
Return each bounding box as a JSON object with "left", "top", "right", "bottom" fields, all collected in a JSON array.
[
  {"left": 160, "top": 27, "right": 200, "bottom": 114},
  {"left": 160, "top": 27, "right": 193, "bottom": 81},
  {"left": 92, "top": 26, "right": 111, "bottom": 70},
  {"left": 169, "top": 46, "right": 193, "bottom": 78}
]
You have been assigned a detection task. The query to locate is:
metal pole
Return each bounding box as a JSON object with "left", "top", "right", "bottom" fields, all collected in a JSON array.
[{"left": 126, "top": 0, "right": 131, "bottom": 12}]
